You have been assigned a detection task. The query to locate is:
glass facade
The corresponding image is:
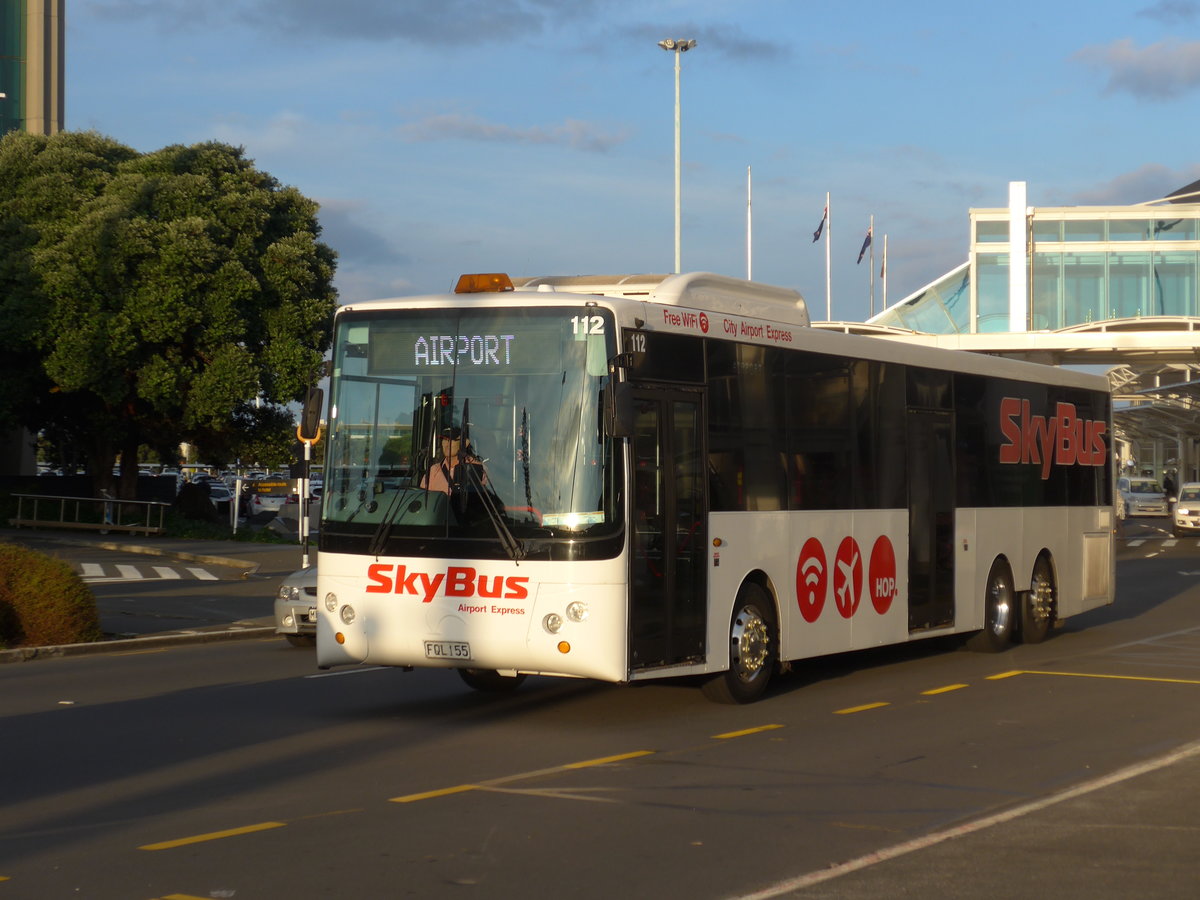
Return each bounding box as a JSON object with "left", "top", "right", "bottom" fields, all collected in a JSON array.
[
  {"left": 0, "top": 0, "right": 24, "bottom": 136},
  {"left": 874, "top": 206, "right": 1200, "bottom": 334}
]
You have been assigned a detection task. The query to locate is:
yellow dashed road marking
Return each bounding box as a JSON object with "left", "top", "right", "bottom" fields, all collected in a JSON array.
[
  {"left": 835, "top": 702, "right": 890, "bottom": 715},
  {"left": 713, "top": 724, "right": 784, "bottom": 739},
  {"left": 996, "top": 669, "right": 1200, "bottom": 686},
  {"left": 139, "top": 822, "right": 286, "bottom": 851},
  {"left": 922, "top": 683, "right": 969, "bottom": 695},
  {"left": 390, "top": 784, "right": 479, "bottom": 803}
]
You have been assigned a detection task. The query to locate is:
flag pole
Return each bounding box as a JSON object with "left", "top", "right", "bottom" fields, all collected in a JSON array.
[
  {"left": 881, "top": 233, "right": 888, "bottom": 309},
  {"left": 746, "top": 165, "right": 753, "bottom": 280},
  {"left": 825, "top": 192, "right": 831, "bottom": 321},
  {"left": 868, "top": 214, "right": 875, "bottom": 318}
]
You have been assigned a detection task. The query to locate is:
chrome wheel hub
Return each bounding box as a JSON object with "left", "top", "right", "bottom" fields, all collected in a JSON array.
[{"left": 730, "top": 605, "right": 769, "bottom": 681}]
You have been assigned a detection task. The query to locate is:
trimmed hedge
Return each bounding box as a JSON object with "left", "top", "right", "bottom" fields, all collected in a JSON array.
[{"left": 0, "top": 543, "right": 101, "bottom": 647}]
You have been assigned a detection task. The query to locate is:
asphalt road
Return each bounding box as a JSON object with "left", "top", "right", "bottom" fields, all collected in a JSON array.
[{"left": 0, "top": 522, "right": 1198, "bottom": 898}]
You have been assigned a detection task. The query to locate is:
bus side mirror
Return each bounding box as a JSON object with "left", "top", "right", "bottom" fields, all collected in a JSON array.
[
  {"left": 604, "top": 381, "right": 635, "bottom": 438},
  {"left": 300, "top": 387, "right": 324, "bottom": 441}
]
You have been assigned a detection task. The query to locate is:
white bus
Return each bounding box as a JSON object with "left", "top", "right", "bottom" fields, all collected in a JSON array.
[{"left": 314, "top": 272, "right": 1114, "bottom": 703}]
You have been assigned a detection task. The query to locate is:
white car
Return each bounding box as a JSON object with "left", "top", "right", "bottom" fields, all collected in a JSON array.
[
  {"left": 274, "top": 567, "right": 317, "bottom": 647},
  {"left": 1173, "top": 483, "right": 1200, "bottom": 536},
  {"left": 1117, "top": 476, "right": 1168, "bottom": 519}
]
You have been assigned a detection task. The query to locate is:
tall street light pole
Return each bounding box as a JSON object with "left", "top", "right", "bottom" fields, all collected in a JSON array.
[{"left": 658, "top": 38, "right": 695, "bottom": 274}]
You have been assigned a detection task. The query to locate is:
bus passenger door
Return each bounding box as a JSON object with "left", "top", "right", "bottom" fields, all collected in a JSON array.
[
  {"left": 628, "top": 390, "right": 707, "bottom": 670},
  {"left": 907, "top": 409, "right": 955, "bottom": 630}
]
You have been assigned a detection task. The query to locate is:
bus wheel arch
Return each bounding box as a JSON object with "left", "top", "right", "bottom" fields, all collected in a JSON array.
[
  {"left": 703, "top": 576, "right": 778, "bottom": 704},
  {"left": 967, "top": 555, "right": 1016, "bottom": 653},
  {"left": 1019, "top": 552, "right": 1057, "bottom": 644}
]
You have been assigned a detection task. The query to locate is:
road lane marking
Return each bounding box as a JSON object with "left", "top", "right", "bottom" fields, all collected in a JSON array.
[
  {"left": 713, "top": 724, "right": 784, "bottom": 739},
  {"left": 729, "top": 737, "right": 1200, "bottom": 899},
  {"left": 80, "top": 563, "right": 104, "bottom": 578},
  {"left": 304, "top": 666, "right": 391, "bottom": 678},
  {"left": 139, "top": 821, "right": 286, "bottom": 851},
  {"left": 116, "top": 564, "right": 141, "bottom": 579},
  {"left": 187, "top": 567, "right": 219, "bottom": 581},
  {"left": 152, "top": 566, "right": 182, "bottom": 579},
  {"left": 922, "top": 683, "right": 969, "bottom": 695},
  {"left": 391, "top": 784, "right": 478, "bottom": 803},
  {"left": 998, "top": 669, "right": 1200, "bottom": 686},
  {"left": 563, "top": 750, "right": 655, "bottom": 769},
  {"left": 390, "top": 751, "right": 655, "bottom": 804},
  {"left": 834, "top": 702, "right": 890, "bottom": 715}
]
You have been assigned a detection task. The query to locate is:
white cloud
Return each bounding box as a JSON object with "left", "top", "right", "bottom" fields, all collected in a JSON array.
[
  {"left": 1074, "top": 38, "right": 1200, "bottom": 100},
  {"left": 1065, "top": 163, "right": 1200, "bottom": 205},
  {"left": 397, "top": 113, "right": 630, "bottom": 152},
  {"left": 1137, "top": 1, "right": 1200, "bottom": 24}
]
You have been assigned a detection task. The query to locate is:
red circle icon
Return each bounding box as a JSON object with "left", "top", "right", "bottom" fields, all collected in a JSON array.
[
  {"left": 833, "top": 536, "right": 863, "bottom": 619},
  {"left": 795, "top": 537, "right": 827, "bottom": 623},
  {"left": 869, "top": 535, "right": 898, "bottom": 615},
  {"left": 699, "top": 312, "right": 710, "bottom": 334}
]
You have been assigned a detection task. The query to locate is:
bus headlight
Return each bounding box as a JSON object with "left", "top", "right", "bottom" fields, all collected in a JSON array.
[
  {"left": 324, "top": 592, "right": 338, "bottom": 612},
  {"left": 340, "top": 605, "right": 357, "bottom": 625},
  {"left": 542, "top": 613, "right": 563, "bottom": 634},
  {"left": 566, "top": 601, "right": 589, "bottom": 623}
]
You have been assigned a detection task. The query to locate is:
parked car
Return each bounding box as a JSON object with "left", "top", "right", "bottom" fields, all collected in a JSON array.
[
  {"left": 274, "top": 567, "right": 317, "bottom": 647},
  {"left": 207, "top": 481, "right": 234, "bottom": 517},
  {"left": 1172, "top": 483, "right": 1200, "bottom": 536},
  {"left": 1117, "top": 476, "right": 1168, "bottom": 519},
  {"left": 243, "top": 490, "right": 287, "bottom": 517}
]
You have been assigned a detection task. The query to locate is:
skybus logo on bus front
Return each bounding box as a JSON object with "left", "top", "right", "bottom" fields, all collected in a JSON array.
[
  {"left": 997, "top": 398, "right": 1107, "bottom": 480},
  {"left": 365, "top": 564, "right": 529, "bottom": 603}
]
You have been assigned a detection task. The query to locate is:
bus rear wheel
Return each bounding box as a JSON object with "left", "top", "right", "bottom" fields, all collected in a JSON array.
[
  {"left": 457, "top": 668, "right": 527, "bottom": 693},
  {"left": 1021, "top": 556, "right": 1056, "bottom": 644},
  {"left": 967, "top": 558, "right": 1015, "bottom": 653},
  {"left": 703, "top": 583, "right": 776, "bottom": 704}
]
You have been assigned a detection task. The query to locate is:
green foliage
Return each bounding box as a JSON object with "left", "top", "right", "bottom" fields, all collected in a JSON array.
[
  {"left": 0, "top": 542, "right": 102, "bottom": 647},
  {"left": 0, "top": 131, "right": 337, "bottom": 497},
  {"left": 161, "top": 511, "right": 291, "bottom": 543}
]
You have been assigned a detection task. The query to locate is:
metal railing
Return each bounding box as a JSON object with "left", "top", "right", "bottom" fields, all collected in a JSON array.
[{"left": 10, "top": 493, "right": 170, "bottom": 536}]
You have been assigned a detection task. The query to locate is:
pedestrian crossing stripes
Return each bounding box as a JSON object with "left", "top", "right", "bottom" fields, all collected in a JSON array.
[{"left": 79, "top": 563, "right": 219, "bottom": 583}]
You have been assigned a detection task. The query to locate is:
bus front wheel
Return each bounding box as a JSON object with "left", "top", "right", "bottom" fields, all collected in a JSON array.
[
  {"left": 967, "top": 558, "right": 1015, "bottom": 653},
  {"left": 703, "top": 583, "right": 777, "bottom": 704},
  {"left": 457, "top": 668, "right": 527, "bottom": 693}
]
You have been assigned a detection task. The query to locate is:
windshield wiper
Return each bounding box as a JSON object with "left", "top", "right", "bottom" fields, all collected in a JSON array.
[
  {"left": 461, "top": 461, "right": 526, "bottom": 563},
  {"left": 367, "top": 488, "right": 407, "bottom": 557}
]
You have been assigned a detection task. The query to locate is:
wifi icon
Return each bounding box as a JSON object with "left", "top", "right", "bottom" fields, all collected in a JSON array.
[{"left": 795, "top": 537, "right": 828, "bottom": 623}]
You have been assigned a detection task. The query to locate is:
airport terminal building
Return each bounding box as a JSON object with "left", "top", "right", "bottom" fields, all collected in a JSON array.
[{"left": 864, "top": 181, "right": 1200, "bottom": 483}]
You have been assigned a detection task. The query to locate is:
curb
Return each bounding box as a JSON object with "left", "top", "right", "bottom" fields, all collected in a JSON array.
[
  {"left": 2, "top": 532, "right": 268, "bottom": 576},
  {"left": 0, "top": 622, "right": 277, "bottom": 665}
]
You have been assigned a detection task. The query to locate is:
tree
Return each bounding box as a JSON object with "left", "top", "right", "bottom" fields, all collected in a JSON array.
[{"left": 0, "top": 132, "right": 337, "bottom": 497}]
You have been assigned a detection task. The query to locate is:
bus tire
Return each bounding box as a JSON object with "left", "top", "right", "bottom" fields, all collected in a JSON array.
[
  {"left": 967, "top": 557, "right": 1015, "bottom": 653},
  {"left": 702, "top": 583, "right": 777, "bottom": 704},
  {"left": 457, "top": 668, "right": 527, "bottom": 693},
  {"left": 1021, "top": 556, "right": 1056, "bottom": 644}
]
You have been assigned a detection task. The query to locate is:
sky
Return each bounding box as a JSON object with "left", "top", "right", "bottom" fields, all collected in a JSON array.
[{"left": 63, "top": 0, "right": 1200, "bottom": 321}]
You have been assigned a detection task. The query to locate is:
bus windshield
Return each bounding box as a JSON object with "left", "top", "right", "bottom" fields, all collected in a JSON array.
[{"left": 321, "top": 306, "right": 620, "bottom": 553}]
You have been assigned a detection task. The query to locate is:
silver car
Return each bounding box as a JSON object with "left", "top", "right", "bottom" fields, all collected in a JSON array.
[
  {"left": 274, "top": 567, "right": 317, "bottom": 647},
  {"left": 1117, "top": 476, "right": 1168, "bottom": 518}
]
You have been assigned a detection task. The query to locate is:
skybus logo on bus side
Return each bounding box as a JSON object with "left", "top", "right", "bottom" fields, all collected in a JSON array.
[
  {"left": 365, "top": 564, "right": 530, "bottom": 603},
  {"left": 997, "top": 398, "right": 1108, "bottom": 480}
]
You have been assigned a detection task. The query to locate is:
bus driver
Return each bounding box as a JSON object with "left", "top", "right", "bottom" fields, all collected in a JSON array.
[{"left": 421, "top": 426, "right": 486, "bottom": 495}]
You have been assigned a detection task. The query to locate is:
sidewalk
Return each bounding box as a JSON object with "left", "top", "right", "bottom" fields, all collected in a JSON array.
[{"left": 0, "top": 527, "right": 315, "bottom": 663}]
